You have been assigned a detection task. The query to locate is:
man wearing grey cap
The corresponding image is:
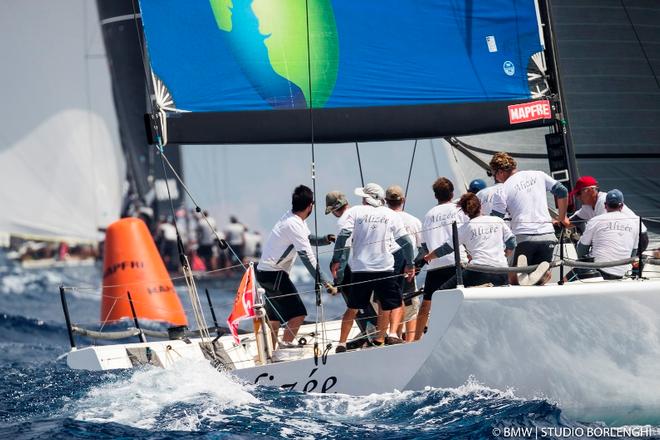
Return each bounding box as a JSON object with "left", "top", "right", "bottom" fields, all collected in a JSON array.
[
  {"left": 331, "top": 183, "right": 415, "bottom": 350},
  {"left": 385, "top": 185, "right": 422, "bottom": 342},
  {"left": 575, "top": 189, "right": 640, "bottom": 280}
]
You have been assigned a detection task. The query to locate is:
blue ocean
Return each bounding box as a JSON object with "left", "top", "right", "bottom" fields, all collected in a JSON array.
[{"left": 1, "top": 262, "right": 659, "bottom": 440}]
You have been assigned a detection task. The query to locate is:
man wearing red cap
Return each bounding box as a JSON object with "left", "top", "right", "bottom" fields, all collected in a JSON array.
[{"left": 570, "top": 176, "right": 648, "bottom": 252}]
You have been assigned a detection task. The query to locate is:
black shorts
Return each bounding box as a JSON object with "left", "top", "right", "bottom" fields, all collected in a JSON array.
[
  {"left": 255, "top": 269, "right": 307, "bottom": 324},
  {"left": 197, "top": 244, "right": 214, "bottom": 260},
  {"left": 439, "top": 270, "right": 508, "bottom": 290},
  {"left": 423, "top": 266, "right": 457, "bottom": 301},
  {"left": 349, "top": 271, "right": 402, "bottom": 311},
  {"left": 513, "top": 241, "right": 555, "bottom": 266},
  {"left": 338, "top": 265, "right": 353, "bottom": 296}
]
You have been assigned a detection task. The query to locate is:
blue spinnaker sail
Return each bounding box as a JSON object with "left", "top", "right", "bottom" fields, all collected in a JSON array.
[{"left": 139, "top": 0, "right": 554, "bottom": 144}]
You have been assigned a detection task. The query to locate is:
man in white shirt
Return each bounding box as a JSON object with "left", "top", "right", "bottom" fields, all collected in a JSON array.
[
  {"left": 414, "top": 177, "right": 468, "bottom": 341},
  {"left": 489, "top": 152, "right": 569, "bottom": 285},
  {"left": 575, "top": 189, "right": 639, "bottom": 280},
  {"left": 570, "top": 175, "right": 648, "bottom": 253},
  {"left": 225, "top": 216, "right": 247, "bottom": 264},
  {"left": 331, "top": 183, "right": 415, "bottom": 350},
  {"left": 469, "top": 178, "right": 504, "bottom": 217},
  {"left": 196, "top": 211, "right": 220, "bottom": 271},
  {"left": 385, "top": 185, "right": 422, "bottom": 342},
  {"left": 325, "top": 191, "right": 378, "bottom": 341},
  {"left": 256, "top": 185, "right": 334, "bottom": 346}
]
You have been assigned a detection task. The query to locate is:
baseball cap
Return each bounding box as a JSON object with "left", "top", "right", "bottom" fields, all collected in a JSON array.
[
  {"left": 325, "top": 191, "right": 348, "bottom": 215},
  {"left": 354, "top": 183, "right": 385, "bottom": 207},
  {"left": 569, "top": 176, "right": 598, "bottom": 197},
  {"left": 468, "top": 179, "right": 487, "bottom": 194},
  {"left": 385, "top": 185, "right": 405, "bottom": 202},
  {"left": 605, "top": 189, "right": 624, "bottom": 206}
]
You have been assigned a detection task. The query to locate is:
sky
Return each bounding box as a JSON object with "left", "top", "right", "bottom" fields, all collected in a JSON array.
[{"left": 182, "top": 139, "right": 469, "bottom": 237}]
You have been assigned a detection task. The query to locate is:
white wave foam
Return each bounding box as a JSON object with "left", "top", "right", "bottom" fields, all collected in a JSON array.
[{"left": 72, "top": 360, "right": 257, "bottom": 430}]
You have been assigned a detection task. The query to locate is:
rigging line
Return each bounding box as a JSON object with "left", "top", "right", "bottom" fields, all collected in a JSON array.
[
  {"left": 304, "top": 0, "right": 326, "bottom": 349},
  {"left": 448, "top": 136, "right": 548, "bottom": 160},
  {"left": 403, "top": 140, "right": 418, "bottom": 210},
  {"left": 355, "top": 142, "right": 365, "bottom": 186},
  {"left": 621, "top": 0, "right": 660, "bottom": 89}
]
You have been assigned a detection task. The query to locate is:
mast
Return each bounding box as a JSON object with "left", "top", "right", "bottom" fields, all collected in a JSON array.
[
  {"left": 96, "top": 0, "right": 185, "bottom": 219},
  {"left": 536, "top": 0, "right": 579, "bottom": 192}
]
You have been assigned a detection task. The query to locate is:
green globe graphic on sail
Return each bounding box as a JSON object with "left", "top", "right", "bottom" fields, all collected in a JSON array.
[{"left": 210, "top": 0, "right": 338, "bottom": 109}]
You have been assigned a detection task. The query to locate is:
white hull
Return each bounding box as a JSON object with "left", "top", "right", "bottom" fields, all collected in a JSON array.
[
  {"left": 66, "top": 279, "right": 660, "bottom": 421},
  {"left": 67, "top": 290, "right": 464, "bottom": 395},
  {"left": 411, "top": 278, "right": 660, "bottom": 423}
]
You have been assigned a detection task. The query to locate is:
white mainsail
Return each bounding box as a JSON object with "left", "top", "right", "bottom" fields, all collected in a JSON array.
[{"left": 0, "top": 1, "right": 125, "bottom": 244}]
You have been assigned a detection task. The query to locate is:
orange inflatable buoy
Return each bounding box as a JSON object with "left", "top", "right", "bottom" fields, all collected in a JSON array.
[{"left": 100, "top": 217, "right": 188, "bottom": 326}]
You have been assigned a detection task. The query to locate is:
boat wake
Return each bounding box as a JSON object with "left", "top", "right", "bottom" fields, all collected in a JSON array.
[{"left": 66, "top": 362, "right": 566, "bottom": 438}]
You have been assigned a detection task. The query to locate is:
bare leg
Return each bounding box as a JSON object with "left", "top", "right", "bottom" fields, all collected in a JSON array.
[
  {"left": 282, "top": 315, "right": 305, "bottom": 343},
  {"left": 388, "top": 305, "right": 404, "bottom": 338},
  {"left": 509, "top": 272, "right": 519, "bottom": 285},
  {"left": 375, "top": 309, "right": 391, "bottom": 343},
  {"left": 269, "top": 320, "right": 280, "bottom": 347},
  {"left": 414, "top": 299, "right": 432, "bottom": 341},
  {"left": 339, "top": 308, "right": 358, "bottom": 343},
  {"left": 405, "top": 317, "right": 417, "bottom": 342}
]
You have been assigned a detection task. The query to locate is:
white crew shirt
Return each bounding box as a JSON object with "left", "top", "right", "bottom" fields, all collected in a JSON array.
[
  {"left": 390, "top": 210, "right": 422, "bottom": 254},
  {"left": 258, "top": 211, "right": 317, "bottom": 273},
  {"left": 157, "top": 222, "right": 178, "bottom": 241},
  {"left": 225, "top": 222, "right": 246, "bottom": 246},
  {"left": 491, "top": 170, "right": 558, "bottom": 235},
  {"left": 476, "top": 183, "right": 504, "bottom": 216},
  {"left": 422, "top": 202, "right": 468, "bottom": 270},
  {"left": 574, "top": 192, "right": 647, "bottom": 234},
  {"left": 341, "top": 205, "right": 408, "bottom": 272},
  {"left": 579, "top": 210, "right": 640, "bottom": 277},
  {"left": 458, "top": 216, "right": 513, "bottom": 267}
]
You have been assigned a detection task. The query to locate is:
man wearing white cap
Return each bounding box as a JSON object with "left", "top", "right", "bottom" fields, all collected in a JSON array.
[
  {"left": 331, "top": 183, "right": 415, "bottom": 351},
  {"left": 325, "top": 191, "right": 378, "bottom": 338},
  {"left": 574, "top": 189, "right": 640, "bottom": 280}
]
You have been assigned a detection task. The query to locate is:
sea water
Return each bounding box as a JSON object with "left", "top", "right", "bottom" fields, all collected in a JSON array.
[{"left": 1, "top": 262, "right": 660, "bottom": 439}]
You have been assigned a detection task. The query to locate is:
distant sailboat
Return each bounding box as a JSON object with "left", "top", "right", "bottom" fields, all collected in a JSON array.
[{"left": 0, "top": 1, "right": 125, "bottom": 267}]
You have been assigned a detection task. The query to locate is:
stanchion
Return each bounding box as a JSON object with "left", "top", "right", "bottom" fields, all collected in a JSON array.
[{"left": 127, "top": 291, "right": 147, "bottom": 343}]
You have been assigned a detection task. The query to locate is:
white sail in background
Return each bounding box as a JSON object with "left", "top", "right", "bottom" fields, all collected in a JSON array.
[{"left": 0, "top": 1, "right": 125, "bottom": 244}]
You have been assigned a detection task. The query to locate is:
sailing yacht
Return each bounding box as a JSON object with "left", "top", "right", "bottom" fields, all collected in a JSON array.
[
  {"left": 62, "top": 0, "right": 660, "bottom": 422},
  {"left": 0, "top": 1, "right": 125, "bottom": 269}
]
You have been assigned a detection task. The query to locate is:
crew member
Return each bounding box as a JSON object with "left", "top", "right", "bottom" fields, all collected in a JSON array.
[
  {"left": 414, "top": 177, "right": 468, "bottom": 341},
  {"left": 574, "top": 189, "right": 639, "bottom": 280},
  {"left": 570, "top": 175, "right": 648, "bottom": 252},
  {"left": 385, "top": 185, "right": 423, "bottom": 342},
  {"left": 469, "top": 178, "right": 504, "bottom": 217},
  {"left": 256, "top": 185, "right": 334, "bottom": 347},
  {"left": 490, "top": 152, "right": 569, "bottom": 285},
  {"left": 331, "top": 183, "right": 415, "bottom": 349}
]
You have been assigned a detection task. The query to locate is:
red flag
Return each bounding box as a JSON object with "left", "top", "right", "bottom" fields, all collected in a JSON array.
[{"left": 227, "top": 263, "right": 257, "bottom": 344}]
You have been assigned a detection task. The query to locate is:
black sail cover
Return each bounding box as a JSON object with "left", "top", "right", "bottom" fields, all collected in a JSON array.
[
  {"left": 137, "top": 0, "right": 558, "bottom": 144},
  {"left": 551, "top": 0, "right": 660, "bottom": 229},
  {"left": 97, "top": 0, "right": 184, "bottom": 216}
]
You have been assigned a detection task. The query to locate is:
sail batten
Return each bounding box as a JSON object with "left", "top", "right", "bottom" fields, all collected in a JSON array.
[{"left": 138, "top": 0, "right": 554, "bottom": 144}]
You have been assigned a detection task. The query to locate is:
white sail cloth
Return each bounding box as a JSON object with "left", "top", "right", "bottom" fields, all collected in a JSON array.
[{"left": 0, "top": 1, "right": 125, "bottom": 243}]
